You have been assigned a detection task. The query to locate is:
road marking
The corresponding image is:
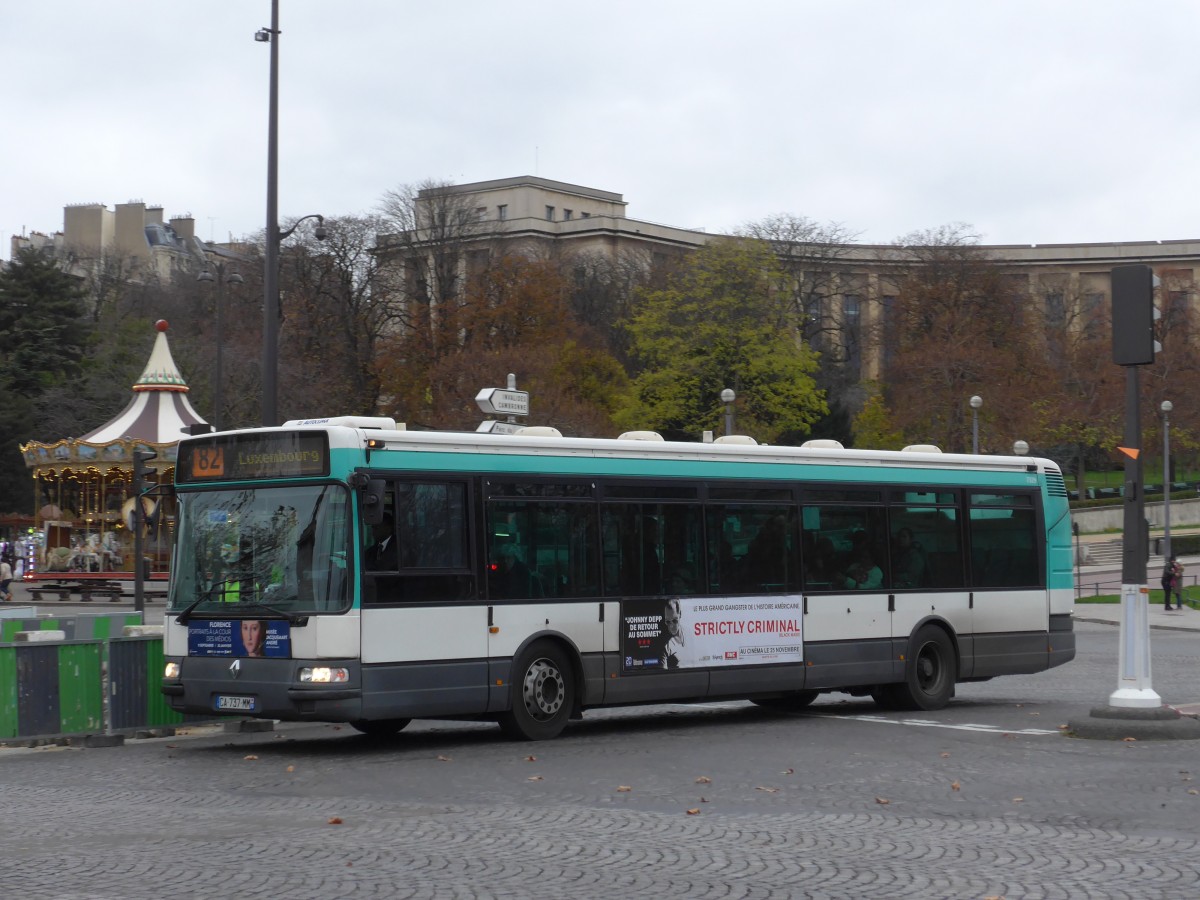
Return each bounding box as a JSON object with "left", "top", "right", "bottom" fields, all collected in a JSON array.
[
  {"left": 803, "top": 712, "right": 1060, "bottom": 735},
  {"left": 657, "top": 702, "right": 1060, "bottom": 735}
]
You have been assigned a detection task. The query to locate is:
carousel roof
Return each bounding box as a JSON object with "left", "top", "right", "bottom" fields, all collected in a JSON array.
[{"left": 78, "top": 319, "right": 208, "bottom": 444}]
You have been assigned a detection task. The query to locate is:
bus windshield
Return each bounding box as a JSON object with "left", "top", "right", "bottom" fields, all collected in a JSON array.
[{"left": 168, "top": 483, "right": 352, "bottom": 616}]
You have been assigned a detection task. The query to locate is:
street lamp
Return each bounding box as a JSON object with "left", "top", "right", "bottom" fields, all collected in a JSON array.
[
  {"left": 720, "top": 388, "right": 736, "bottom": 436},
  {"left": 969, "top": 395, "right": 983, "bottom": 454},
  {"left": 197, "top": 255, "right": 245, "bottom": 432},
  {"left": 258, "top": 0, "right": 326, "bottom": 426},
  {"left": 1013, "top": 440, "right": 1029, "bottom": 456},
  {"left": 1161, "top": 400, "right": 1173, "bottom": 562}
]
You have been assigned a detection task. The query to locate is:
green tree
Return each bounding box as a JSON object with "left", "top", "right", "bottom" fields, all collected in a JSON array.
[
  {"left": 619, "top": 239, "right": 826, "bottom": 442},
  {"left": 852, "top": 387, "right": 906, "bottom": 451},
  {"left": 0, "top": 248, "right": 92, "bottom": 511}
]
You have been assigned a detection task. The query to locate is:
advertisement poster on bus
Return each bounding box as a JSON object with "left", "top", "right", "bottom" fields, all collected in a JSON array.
[
  {"left": 187, "top": 619, "right": 291, "bottom": 658},
  {"left": 621, "top": 596, "right": 803, "bottom": 672}
]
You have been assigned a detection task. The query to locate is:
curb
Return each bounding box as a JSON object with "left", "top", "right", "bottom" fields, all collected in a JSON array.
[{"left": 1073, "top": 614, "right": 1200, "bottom": 634}]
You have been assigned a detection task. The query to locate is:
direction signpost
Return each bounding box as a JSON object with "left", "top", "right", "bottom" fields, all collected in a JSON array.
[
  {"left": 476, "top": 420, "right": 522, "bottom": 434},
  {"left": 476, "top": 374, "right": 529, "bottom": 435},
  {"left": 475, "top": 388, "right": 530, "bottom": 417}
]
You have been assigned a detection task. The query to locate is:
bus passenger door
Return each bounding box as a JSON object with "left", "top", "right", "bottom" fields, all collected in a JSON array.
[
  {"left": 360, "top": 479, "right": 491, "bottom": 717},
  {"left": 484, "top": 490, "right": 605, "bottom": 711}
]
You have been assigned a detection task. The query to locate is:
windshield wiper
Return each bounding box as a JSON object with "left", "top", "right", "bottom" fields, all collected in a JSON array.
[
  {"left": 174, "top": 591, "right": 209, "bottom": 624},
  {"left": 173, "top": 579, "right": 242, "bottom": 624}
]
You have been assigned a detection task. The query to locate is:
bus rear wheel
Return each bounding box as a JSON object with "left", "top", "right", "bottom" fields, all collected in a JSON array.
[
  {"left": 751, "top": 690, "right": 819, "bottom": 711},
  {"left": 499, "top": 640, "right": 575, "bottom": 741},
  {"left": 350, "top": 718, "right": 411, "bottom": 737},
  {"left": 883, "top": 626, "right": 956, "bottom": 711}
]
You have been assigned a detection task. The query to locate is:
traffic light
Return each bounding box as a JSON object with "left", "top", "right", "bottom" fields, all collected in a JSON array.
[
  {"left": 131, "top": 450, "right": 158, "bottom": 530},
  {"left": 132, "top": 449, "right": 157, "bottom": 491},
  {"left": 1111, "top": 264, "right": 1161, "bottom": 366}
]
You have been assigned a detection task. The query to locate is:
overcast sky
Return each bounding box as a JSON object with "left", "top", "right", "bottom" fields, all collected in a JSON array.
[{"left": 5, "top": 1, "right": 1199, "bottom": 260}]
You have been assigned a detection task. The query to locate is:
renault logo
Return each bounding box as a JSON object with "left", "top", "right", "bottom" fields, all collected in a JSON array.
[{"left": 229, "top": 659, "right": 241, "bottom": 678}]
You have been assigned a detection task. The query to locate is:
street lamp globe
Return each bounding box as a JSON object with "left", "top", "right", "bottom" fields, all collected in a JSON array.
[
  {"left": 1161, "top": 400, "right": 1173, "bottom": 415},
  {"left": 969, "top": 395, "right": 983, "bottom": 410},
  {"left": 720, "top": 388, "right": 736, "bottom": 404},
  {"left": 1013, "top": 440, "right": 1029, "bottom": 456}
]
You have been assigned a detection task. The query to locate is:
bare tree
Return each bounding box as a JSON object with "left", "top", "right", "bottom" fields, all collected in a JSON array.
[
  {"left": 277, "top": 213, "right": 400, "bottom": 418},
  {"left": 377, "top": 179, "right": 500, "bottom": 338},
  {"left": 879, "top": 225, "right": 1043, "bottom": 453}
]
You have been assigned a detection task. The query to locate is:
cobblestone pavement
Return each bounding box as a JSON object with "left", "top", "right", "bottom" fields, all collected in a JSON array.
[{"left": 1, "top": 621, "right": 1198, "bottom": 899}]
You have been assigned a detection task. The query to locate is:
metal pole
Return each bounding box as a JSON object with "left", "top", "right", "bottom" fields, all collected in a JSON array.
[
  {"left": 214, "top": 265, "right": 224, "bottom": 432},
  {"left": 261, "top": 0, "right": 281, "bottom": 426},
  {"left": 1162, "top": 402, "right": 1172, "bottom": 563},
  {"left": 969, "top": 395, "right": 982, "bottom": 454}
]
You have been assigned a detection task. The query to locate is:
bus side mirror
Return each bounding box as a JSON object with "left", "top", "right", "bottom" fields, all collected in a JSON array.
[{"left": 361, "top": 479, "right": 387, "bottom": 526}]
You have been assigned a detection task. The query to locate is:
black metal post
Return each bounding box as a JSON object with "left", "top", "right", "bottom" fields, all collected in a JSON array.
[
  {"left": 1121, "top": 366, "right": 1146, "bottom": 583},
  {"left": 262, "top": 0, "right": 281, "bottom": 426}
]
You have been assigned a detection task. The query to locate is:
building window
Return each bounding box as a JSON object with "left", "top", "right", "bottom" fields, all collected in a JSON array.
[
  {"left": 497, "top": 205, "right": 508, "bottom": 221},
  {"left": 563, "top": 209, "right": 573, "bottom": 220},
  {"left": 581, "top": 211, "right": 590, "bottom": 218},
  {"left": 545, "top": 206, "right": 555, "bottom": 221},
  {"left": 843, "top": 295, "right": 861, "bottom": 374},
  {"left": 475, "top": 207, "right": 487, "bottom": 222}
]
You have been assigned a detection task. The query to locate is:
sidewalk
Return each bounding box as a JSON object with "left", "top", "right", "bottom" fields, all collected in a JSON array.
[
  {"left": 1074, "top": 600, "right": 1200, "bottom": 632},
  {"left": 1074, "top": 538, "right": 1200, "bottom": 632}
]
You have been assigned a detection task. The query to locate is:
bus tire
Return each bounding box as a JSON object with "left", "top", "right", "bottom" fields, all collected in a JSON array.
[
  {"left": 751, "top": 690, "right": 819, "bottom": 711},
  {"left": 889, "top": 625, "right": 956, "bottom": 711},
  {"left": 499, "top": 640, "right": 575, "bottom": 741},
  {"left": 350, "top": 718, "right": 411, "bottom": 737}
]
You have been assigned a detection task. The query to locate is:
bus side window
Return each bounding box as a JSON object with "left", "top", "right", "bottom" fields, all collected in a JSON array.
[
  {"left": 968, "top": 492, "right": 1039, "bottom": 588},
  {"left": 487, "top": 498, "right": 599, "bottom": 600}
]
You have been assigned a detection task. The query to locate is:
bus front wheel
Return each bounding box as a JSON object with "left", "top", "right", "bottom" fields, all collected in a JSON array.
[{"left": 499, "top": 640, "right": 575, "bottom": 741}]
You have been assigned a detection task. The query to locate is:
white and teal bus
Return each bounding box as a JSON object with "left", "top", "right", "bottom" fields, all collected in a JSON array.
[{"left": 161, "top": 417, "right": 1075, "bottom": 740}]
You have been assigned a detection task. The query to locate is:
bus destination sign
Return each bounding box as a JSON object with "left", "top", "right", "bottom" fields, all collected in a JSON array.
[{"left": 178, "top": 432, "right": 330, "bottom": 483}]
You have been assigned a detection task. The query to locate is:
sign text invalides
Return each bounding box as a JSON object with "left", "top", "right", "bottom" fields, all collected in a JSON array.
[{"left": 475, "top": 388, "right": 530, "bottom": 417}]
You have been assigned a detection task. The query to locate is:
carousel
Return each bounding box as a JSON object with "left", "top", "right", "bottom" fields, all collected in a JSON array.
[{"left": 19, "top": 320, "right": 207, "bottom": 582}]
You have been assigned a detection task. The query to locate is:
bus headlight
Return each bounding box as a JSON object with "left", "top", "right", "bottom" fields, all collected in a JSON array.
[
  {"left": 299, "top": 666, "right": 349, "bottom": 684},
  {"left": 164, "top": 662, "right": 181, "bottom": 679}
]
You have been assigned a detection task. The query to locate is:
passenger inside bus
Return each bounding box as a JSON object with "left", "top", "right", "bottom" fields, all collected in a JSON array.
[
  {"left": 490, "top": 543, "right": 542, "bottom": 599},
  {"left": 842, "top": 544, "right": 883, "bottom": 590},
  {"left": 743, "top": 514, "right": 789, "bottom": 589},
  {"left": 891, "top": 526, "right": 928, "bottom": 588}
]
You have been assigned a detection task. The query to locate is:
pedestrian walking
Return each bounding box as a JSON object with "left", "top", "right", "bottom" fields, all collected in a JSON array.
[
  {"left": 1161, "top": 555, "right": 1184, "bottom": 610},
  {"left": 0, "top": 556, "right": 13, "bottom": 602}
]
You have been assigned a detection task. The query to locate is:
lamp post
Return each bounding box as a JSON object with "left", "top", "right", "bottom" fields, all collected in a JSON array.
[
  {"left": 257, "top": 1, "right": 325, "bottom": 426},
  {"left": 969, "top": 395, "right": 983, "bottom": 454},
  {"left": 1013, "top": 440, "right": 1029, "bottom": 456},
  {"left": 197, "top": 256, "right": 244, "bottom": 432},
  {"left": 1162, "top": 400, "right": 1173, "bottom": 563},
  {"left": 720, "top": 388, "right": 736, "bottom": 436}
]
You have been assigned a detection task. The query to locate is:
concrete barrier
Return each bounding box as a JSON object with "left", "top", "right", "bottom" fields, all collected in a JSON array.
[
  {"left": 14, "top": 630, "right": 67, "bottom": 642},
  {"left": 0, "top": 631, "right": 212, "bottom": 745}
]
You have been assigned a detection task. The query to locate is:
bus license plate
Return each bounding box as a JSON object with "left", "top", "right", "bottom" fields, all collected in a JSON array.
[{"left": 216, "top": 695, "right": 256, "bottom": 712}]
